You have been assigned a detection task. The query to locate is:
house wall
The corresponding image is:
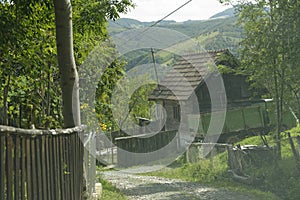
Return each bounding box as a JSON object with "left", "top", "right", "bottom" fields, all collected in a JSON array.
[
  {"left": 223, "top": 74, "right": 251, "bottom": 101},
  {"left": 163, "top": 100, "right": 180, "bottom": 131},
  {"left": 157, "top": 98, "right": 197, "bottom": 132},
  {"left": 193, "top": 74, "right": 252, "bottom": 114}
]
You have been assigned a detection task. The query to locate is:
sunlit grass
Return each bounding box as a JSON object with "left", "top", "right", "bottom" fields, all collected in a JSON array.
[
  {"left": 96, "top": 169, "right": 128, "bottom": 200},
  {"left": 145, "top": 126, "right": 300, "bottom": 200}
]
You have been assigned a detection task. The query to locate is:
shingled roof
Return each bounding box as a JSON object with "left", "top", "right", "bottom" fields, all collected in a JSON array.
[{"left": 149, "top": 49, "right": 232, "bottom": 101}]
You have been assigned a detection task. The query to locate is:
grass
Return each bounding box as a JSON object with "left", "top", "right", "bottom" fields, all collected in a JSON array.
[
  {"left": 146, "top": 158, "right": 279, "bottom": 199},
  {"left": 96, "top": 169, "right": 128, "bottom": 200},
  {"left": 145, "top": 126, "right": 300, "bottom": 200}
]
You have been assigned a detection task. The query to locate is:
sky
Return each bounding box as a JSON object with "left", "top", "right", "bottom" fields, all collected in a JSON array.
[{"left": 120, "top": 0, "right": 232, "bottom": 22}]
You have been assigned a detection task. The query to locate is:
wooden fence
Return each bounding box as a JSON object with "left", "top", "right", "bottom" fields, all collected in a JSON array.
[
  {"left": 186, "top": 143, "right": 232, "bottom": 164},
  {"left": 0, "top": 125, "right": 85, "bottom": 200},
  {"left": 115, "top": 130, "right": 179, "bottom": 167}
]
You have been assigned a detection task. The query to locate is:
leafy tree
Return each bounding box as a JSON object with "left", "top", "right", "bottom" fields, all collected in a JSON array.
[
  {"left": 0, "top": 0, "right": 134, "bottom": 128},
  {"left": 0, "top": 0, "right": 61, "bottom": 128},
  {"left": 220, "top": 0, "right": 300, "bottom": 158}
]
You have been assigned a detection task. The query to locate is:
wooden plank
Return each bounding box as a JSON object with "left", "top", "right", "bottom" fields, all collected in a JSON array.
[
  {"left": 41, "top": 136, "right": 48, "bottom": 200},
  {"left": 58, "top": 136, "right": 63, "bottom": 199},
  {"left": 73, "top": 134, "right": 79, "bottom": 200},
  {"left": 62, "top": 136, "right": 67, "bottom": 200},
  {"left": 45, "top": 137, "right": 51, "bottom": 200},
  {"left": 78, "top": 133, "right": 87, "bottom": 198},
  {"left": 21, "top": 138, "right": 27, "bottom": 200},
  {"left": 31, "top": 138, "right": 38, "bottom": 200},
  {"left": 59, "top": 136, "right": 66, "bottom": 200},
  {"left": 52, "top": 136, "right": 58, "bottom": 199},
  {"left": 77, "top": 133, "right": 84, "bottom": 199},
  {"left": 35, "top": 137, "right": 43, "bottom": 200},
  {"left": 54, "top": 136, "right": 61, "bottom": 198},
  {"left": 65, "top": 135, "right": 74, "bottom": 199},
  {"left": 6, "top": 135, "right": 14, "bottom": 200},
  {"left": 49, "top": 137, "right": 56, "bottom": 200},
  {"left": 14, "top": 136, "right": 21, "bottom": 200},
  {"left": 71, "top": 134, "right": 76, "bottom": 200},
  {"left": 0, "top": 135, "right": 6, "bottom": 200},
  {"left": 69, "top": 134, "right": 75, "bottom": 200},
  {"left": 65, "top": 135, "right": 75, "bottom": 199},
  {"left": 26, "top": 138, "right": 32, "bottom": 200}
]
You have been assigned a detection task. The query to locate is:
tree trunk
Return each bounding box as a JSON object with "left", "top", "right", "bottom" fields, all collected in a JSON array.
[
  {"left": 53, "top": 0, "right": 80, "bottom": 128},
  {"left": 274, "top": 69, "right": 282, "bottom": 159},
  {"left": 53, "top": 1, "right": 87, "bottom": 198}
]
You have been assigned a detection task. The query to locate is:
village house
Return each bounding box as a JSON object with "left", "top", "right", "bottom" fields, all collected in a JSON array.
[{"left": 149, "top": 49, "right": 252, "bottom": 135}]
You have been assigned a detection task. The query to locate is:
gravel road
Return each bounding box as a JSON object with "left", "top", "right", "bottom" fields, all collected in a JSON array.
[{"left": 102, "top": 170, "right": 264, "bottom": 200}]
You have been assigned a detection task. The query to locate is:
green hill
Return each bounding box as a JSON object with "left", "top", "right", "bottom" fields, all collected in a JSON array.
[
  {"left": 210, "top": 7, "right": 235, "bottom": 19},
  {"left": 108, "top": 9, "right": 242, "bottom": 70}
]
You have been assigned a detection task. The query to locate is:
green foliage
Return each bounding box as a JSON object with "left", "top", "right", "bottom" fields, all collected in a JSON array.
[
  {"left": 236, "top": 0, "right": 300, "bottom": 119},
  {"left": 0, "top": 0, "right": 134, "bottom": 128},
  {"left": 215, "top": 51, "right": 240, "bottom": 74},
  {"left": 217, "top": 0, "right": 300, "bottom": 158},
  {"left": 103, "top": 69, "right": 157, "bottom": 131},
  {"left": 129, "top": 83, "right": 156, "bottom": 122},
  {"left": 95, "top": 59, "right": 126, "bottom": 131},
  {"left": 0, "top": 0, "right": 61, "bottom": 128}
]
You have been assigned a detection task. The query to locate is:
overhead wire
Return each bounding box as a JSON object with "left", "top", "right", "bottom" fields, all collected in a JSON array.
[
  {"left": 113, "top": 0, "right": 194, "bottom": 51},
  {"left": 150, "top": 0, "right": 193, "bottom": 27},
  {"left": 110, "top": 0, "right": 195, "bottom": 73}
]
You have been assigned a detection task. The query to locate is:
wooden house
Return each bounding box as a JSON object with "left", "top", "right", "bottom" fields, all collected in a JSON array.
[{"left": 149, "top": 49, "right": 252, "bottom": 133}]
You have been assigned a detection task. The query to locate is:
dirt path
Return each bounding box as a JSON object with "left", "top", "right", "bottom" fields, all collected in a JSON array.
[{"left": 102, "top": 170, "right": 263, "bottom": 200}]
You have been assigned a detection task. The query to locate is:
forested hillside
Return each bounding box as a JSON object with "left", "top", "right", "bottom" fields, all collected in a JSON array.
[
  {"left": 108, "top": 8, "right": 241, "bottom": 56},
  {"left": 108, "top": 8, "right": 242, "bottom": 71}
]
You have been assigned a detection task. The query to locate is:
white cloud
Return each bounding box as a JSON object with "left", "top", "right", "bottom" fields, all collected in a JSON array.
[{"left": 121, "top": 0, "right": 232, "bottom": 22}]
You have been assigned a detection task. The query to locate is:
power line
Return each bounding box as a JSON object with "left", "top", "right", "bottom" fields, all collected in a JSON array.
[
  {"left": 114, "top": 0, "right": 193, "bottom": 50},
  {"left": 150, "top": 0, "right": 193, "bottom": 27},
  {"left": 109, "top": 20, "right": 132, "bottom": 30},
  {"left": 136, "top": 0, "right": 193, "bottom": 36}
]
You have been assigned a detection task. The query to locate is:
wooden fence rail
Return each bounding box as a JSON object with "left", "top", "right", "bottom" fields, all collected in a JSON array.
[{"left": 0, "top": 125, "right": 85, "bottom": 200}]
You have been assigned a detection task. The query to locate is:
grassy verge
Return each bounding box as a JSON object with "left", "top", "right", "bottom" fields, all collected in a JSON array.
[
  {"left": 146, "top": 126, "right": 300, "bottom": 200},
  {"left": 96, "top": 169, "right": 128, "bottom": 200}
]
